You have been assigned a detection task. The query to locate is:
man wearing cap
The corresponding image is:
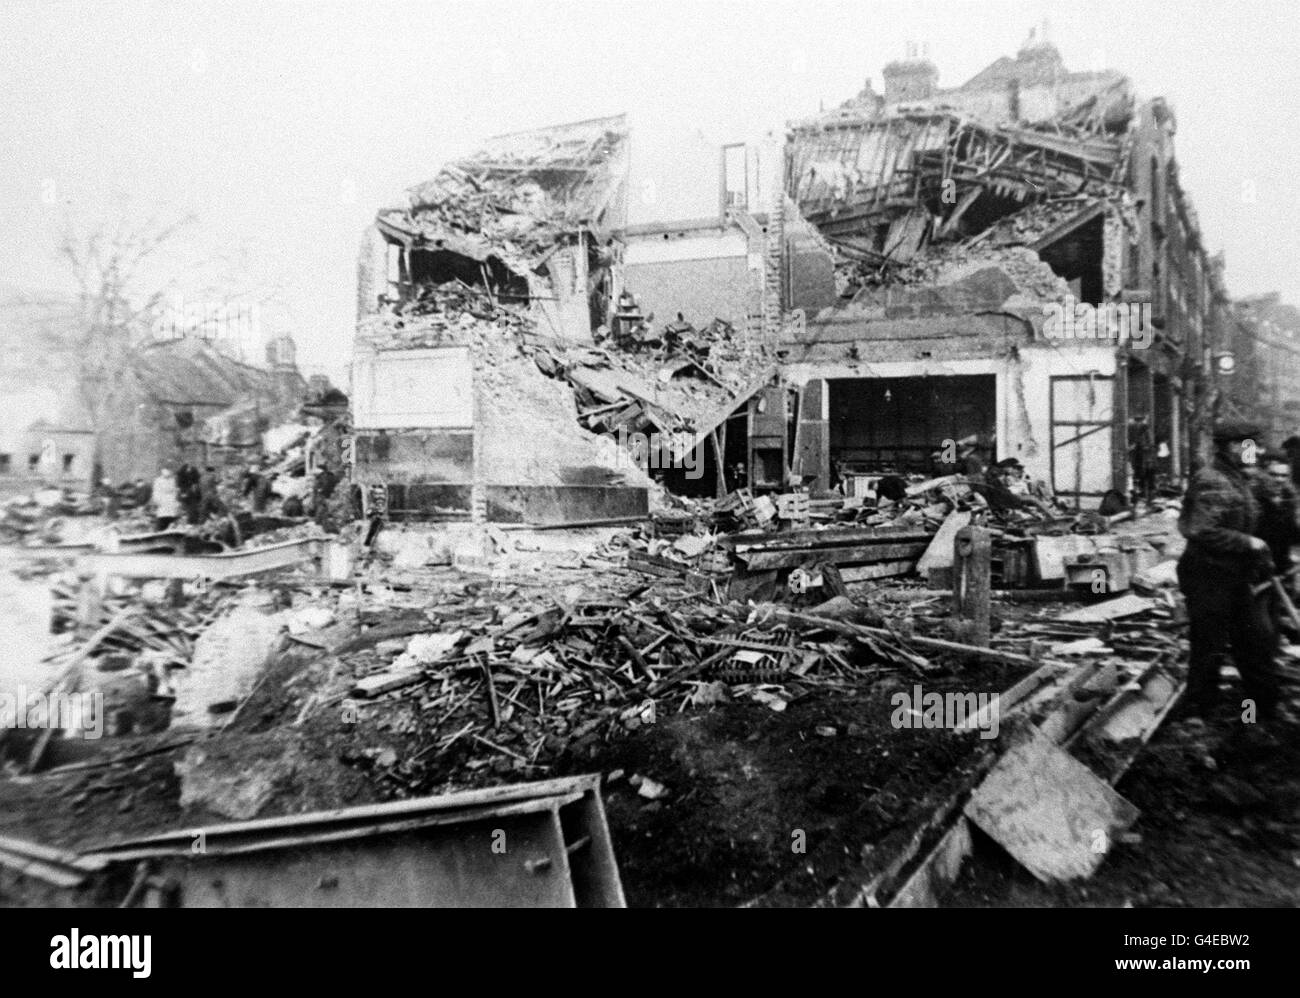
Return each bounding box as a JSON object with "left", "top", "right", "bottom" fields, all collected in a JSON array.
[
  {"left": 966, "top": 458, "right": 1023, "bottom": 512},
  {"left": 1249, "top": 449, "right": 1300, "bottom": 586},
  {"left": 1177, "top": 421, "right": 1280, "bottom": 724}
]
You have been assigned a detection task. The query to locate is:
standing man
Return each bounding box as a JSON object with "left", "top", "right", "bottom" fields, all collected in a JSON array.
[
  {"left": 176, "top": 462, "right": 201, "bottom": 524},
  {"left": 1129, "top": 415, "right": 1156, "bottom": 502},
  {"left": 1177, "top": 421, "right": 1280, "bottom": 726},
  {"left": 1250, "top": 449, "right": 1300, "bottom": 585},
  {"left": 198, "top": 466, "right": 224, "bottom": 521},
  {"left": 151, "top": 467, "right": 180, "bottom": 531}
]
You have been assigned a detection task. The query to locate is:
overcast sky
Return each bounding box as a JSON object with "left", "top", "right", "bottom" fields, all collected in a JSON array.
[{"left": 2, "top": 0, "right": 1298, "bottom": 382}]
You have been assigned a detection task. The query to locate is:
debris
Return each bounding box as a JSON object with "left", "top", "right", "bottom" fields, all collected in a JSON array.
[
  {"left": 171, "top": 601, "right": 288, "bottom": 729},
  {"left": 1049, "top": 637, "right": 1111, "bottom": 656},
  {"left": 917, "top": 510, "right": 971, "bottom": 581},
  {"left": 392, "top": 630, "right": 464, "bottom": 669},
  {"left": 635, "top": 776, "right": 668, "bottom": 800},
  {"left": 1057, "top": 595, "right": 1156, "bottom": 623},
  {"left": 964, "top": 729, "right": 1140, "bottom": 882},
  {"left": 175, "top": 734, "right": 305, "bottom": 821}
]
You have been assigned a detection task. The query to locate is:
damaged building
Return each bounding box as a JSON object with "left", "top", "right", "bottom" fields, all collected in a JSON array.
[
  {"left": 352, "top": 115, "right": 654, "bottom": 525},
  {"left": 781, "top": 39, "right": 1215, "bottom": 507},
  {"left": 1224, "top": 293, "right": 1300, "bottom": 444},
  {"left": 7, "top": 22, "right": 1300, "bottom": 916},
  {"left": 354, "top": 38, "right": 1227, "bottom": 513},
  {"left": 0, "top": 299, "right": 309, "bottom": 491},
  {"left": 351, "top": 114, "right": 833, "bottom": 519},
  {"left": 97, "top": 335, "right": 309, "bottom": 484}
]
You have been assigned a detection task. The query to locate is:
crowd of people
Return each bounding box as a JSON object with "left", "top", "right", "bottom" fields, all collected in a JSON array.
[
  {"left": 145, "top": 462, "right": 224, "bottom": 530},
  {"left": 88, "top": 456, "right": 344, "bottom": 537}
]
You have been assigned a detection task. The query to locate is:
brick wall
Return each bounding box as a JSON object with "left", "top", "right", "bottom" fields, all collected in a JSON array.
[{"left": 621, "top": 255, "right": 759, "bottom": 331}]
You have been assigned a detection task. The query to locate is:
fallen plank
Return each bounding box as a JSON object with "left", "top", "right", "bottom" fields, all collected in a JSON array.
[
  {"left": 728, "top": 605, "right": 1040, "bottom": 667},
  {"left": 352, "top": 669, "right": 426, "bottom": 699},
  {"left": 888, "top": 816, "right": 974, "bottom": 908},
  {"left": 838, "top": 560, "right": 917, "bottom": 582},
  {"left": 916, "top": 511, "right": 971, "bottom": 574},
  {"left": 1057, "top": 594, "right": 1155, "bottom": 623},
  {"left": 725, "top": 526, "right": 932, "bottom": 553},
  {"left": 332, "top": 619, "right": 433, "bottom": 656},
  {"left": 964, "top": 727, "right": 1139, "bottom": 882},
  {"left": 811, "top": 747, "right": 1000, "bottom": 908},
  {"left": 42, "top": 737, "right": 197, "bottom": 776},
  {"left": 1064, "top": 662, "right": 1184, "bottom": 783},
  {"left": 738, "top": 541, "right": 928, "bottom": 570}
]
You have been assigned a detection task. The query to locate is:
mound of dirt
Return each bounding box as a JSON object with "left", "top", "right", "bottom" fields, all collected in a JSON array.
[{"left": 560, "top": 682, "right": 998, "bottom": 908}]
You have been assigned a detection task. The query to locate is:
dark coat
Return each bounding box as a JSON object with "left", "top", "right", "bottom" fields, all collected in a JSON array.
[{"left": 1179, "top": 455, "right": 1266, "bottom": 580}]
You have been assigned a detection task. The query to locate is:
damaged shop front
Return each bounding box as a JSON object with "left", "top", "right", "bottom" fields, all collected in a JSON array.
[{"left": 781, "top": 272, "right": 1130, "bottom": 508}]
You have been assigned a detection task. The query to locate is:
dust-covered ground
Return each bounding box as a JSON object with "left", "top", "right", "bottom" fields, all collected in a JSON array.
[{"left": 4, "top": 555, "right": 1299, "bottom": 909}]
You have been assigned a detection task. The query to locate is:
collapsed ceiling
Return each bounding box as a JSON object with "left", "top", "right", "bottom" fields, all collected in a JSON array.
[
  {"left": 786, "top": 75, "right": 1138, "bottom": 290},
  {"left": 376, "top": 113, "right": 631, "bottom": 275}
]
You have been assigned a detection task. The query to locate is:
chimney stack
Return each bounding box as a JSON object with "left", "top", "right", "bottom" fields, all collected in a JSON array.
[{"left": 882, "top": 56, "right": 938, "bottom": 104}]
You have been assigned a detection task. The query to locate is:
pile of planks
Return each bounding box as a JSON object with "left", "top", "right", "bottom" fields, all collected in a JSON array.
[
  {"left": 48, "top": 582, "right": 229, "bottom": 669},
  {"left": 322, "top": 581, "right": 935, "bottom": 791}
]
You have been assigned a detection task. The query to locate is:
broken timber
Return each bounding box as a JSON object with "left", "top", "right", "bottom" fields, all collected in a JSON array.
[{"left": 878, "top": 659, "right": 1177, "bottom": 907}]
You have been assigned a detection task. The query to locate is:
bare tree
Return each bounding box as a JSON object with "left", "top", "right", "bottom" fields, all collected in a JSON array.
[
  {"left": 55, "top": 212, "right": 198, "bottom": 433},
  {"left": 10, "top": 210, "right": 288, "bottom": 474}
]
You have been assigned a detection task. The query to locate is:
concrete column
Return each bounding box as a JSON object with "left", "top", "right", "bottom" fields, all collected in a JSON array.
[{"left": 794, "top": 379, "right": 829, "bottom": 491}]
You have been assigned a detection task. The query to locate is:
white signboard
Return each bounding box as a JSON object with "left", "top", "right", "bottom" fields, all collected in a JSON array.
[{"left": 352, "top": 347, "right": 473, "bottom": 430}]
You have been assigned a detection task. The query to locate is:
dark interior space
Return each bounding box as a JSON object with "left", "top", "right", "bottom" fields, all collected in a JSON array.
[
  {"left": 947, "top": 189, "right": 1029, "bottom": 235},
  {"left": 658, "top": 408, "right": 751, "bottom": 498},
  {"left": 1037, "top": 214, "right": 1105, "bottom": 304},
  {"left": 829, "top": 374, "right": 996, "bottom": 475},
  {"left": 408, "top": 248, "right": 529, "bottom": 301}
]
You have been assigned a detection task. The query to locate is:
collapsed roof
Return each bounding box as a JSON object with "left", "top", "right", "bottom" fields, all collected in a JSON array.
[
  {"left": 787, "top": 72, "right": 1137, "bottom": 288},
  {"left": 540, "top": 338, "right": 779, "bottom": 461},
  {"left": 375, "top": 113, "right": 630, "bottom": 275}
]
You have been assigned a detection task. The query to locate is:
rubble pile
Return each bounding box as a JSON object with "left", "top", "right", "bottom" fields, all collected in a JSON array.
[
  {"left": 393, "top": 167, "right": 570, "bottom": 264},
  {"left": 47, "top": 580, "right": 229, "bottom": 667},
  {"left": 357, "top": 280, "right": 536, "bottom": 351},
  {"left": 871, "top": 244, "right": 1074, "bottom": 303},
  {"left": 378, "top": 115, "right": 627, "bottom": 270},
  {"left": 285, "top": 575, "right": 932, "bottom": 794},
  {"left": 0, "top": 492, "right": 1230, "bottom": 909},
  {"left": 533, "top": 337, "right": 776, "bottom": 453}
]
